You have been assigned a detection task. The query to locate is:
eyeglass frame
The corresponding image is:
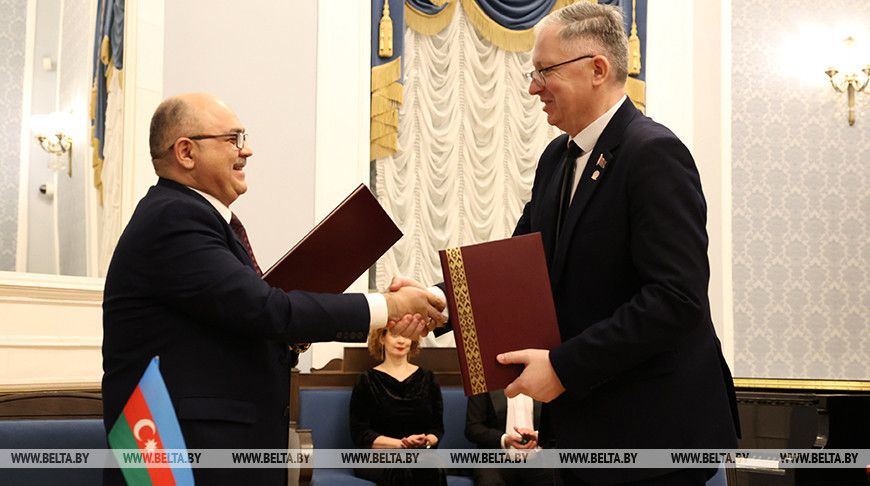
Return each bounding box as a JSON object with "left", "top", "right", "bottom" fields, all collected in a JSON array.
[
  {"left": 167, "top": 131, "right": 248, "bottom": 153},
  {"left": 524, "top": 54, "right": 595, "bottom": 87}
]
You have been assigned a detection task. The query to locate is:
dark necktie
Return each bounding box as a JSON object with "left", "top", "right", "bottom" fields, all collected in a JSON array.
[
  {"left": 230, "top": 213, "right": 263, "bottom": 276},
  {"left": 556, "top": 141, "right": 582, "bottom": 239}
]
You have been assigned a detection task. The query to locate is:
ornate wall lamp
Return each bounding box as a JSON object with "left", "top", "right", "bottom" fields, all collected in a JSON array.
[
  {"left": 31, "top": 111, "right": 74, "bottom": 175},
  {"left": 824, "top": 37, "right": 870, "bottom": 126}
]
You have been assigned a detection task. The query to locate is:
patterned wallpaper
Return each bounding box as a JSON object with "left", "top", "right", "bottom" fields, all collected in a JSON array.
[
  {"left": 732, "top": 0, "right": 870, "bottom": 380},
  {"left": 0, "top": 0, "right": 27, "bottom": 271}
]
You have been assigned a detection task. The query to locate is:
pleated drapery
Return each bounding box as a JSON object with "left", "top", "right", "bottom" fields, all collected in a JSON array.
[
  {"left": 372, "top": 1, "right": 644, "bottom": 346},
  {"left": 374, "top": 2, "right": 560, "bottom": 294}
]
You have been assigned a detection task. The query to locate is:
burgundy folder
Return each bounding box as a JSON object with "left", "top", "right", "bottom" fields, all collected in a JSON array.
[
  {"left": 263, "top": 184, "right": 402, "bottom": 294},
  {"left": 439, "top": 233, "right": 561, "bottom": 396}
]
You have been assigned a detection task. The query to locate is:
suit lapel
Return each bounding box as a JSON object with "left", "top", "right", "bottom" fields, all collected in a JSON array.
[
  {"left": 230, "top": 232, "right": 253, "bottom": 266},
  {"left": 550, "top": 100, "right": 638, "bottom": 288},
  {"left": 157, "top": 178, "right": 252, "bottom": 268},
  {"left": 227, "top": 222, "right": 250, "bottom": 262},
  {"left": 226, "top": 219, "right": 258, "bottom": 270},
  {"left": 490, "top": 390, "right": 508, "bottom": 426}
]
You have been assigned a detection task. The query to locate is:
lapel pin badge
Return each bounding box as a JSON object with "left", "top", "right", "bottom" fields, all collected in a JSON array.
[
  {"left": 591, "top": 170, "right": 600, "bottom": 180},
  {"left": 596, "top": 154, "right": 607, "bottom": 169}
]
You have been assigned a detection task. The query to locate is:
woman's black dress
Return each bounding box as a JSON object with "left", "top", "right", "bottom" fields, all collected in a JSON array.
[{"left": 349, "top": 367, "right": 446, "bottom": 486}]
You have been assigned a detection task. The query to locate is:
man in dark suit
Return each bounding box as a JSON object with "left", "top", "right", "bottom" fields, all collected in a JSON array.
[
  {"left": 102, "top": 92, "right": 445, "bottom": 486},
  {"left": 397, "top": 3, "right": 739, "bottom": 485},
  {"left": 494, "top": 3, "right": 740, "bottom": 485},
  {"left": 465, "top": 392, "right": 552, "bottom": 486}
]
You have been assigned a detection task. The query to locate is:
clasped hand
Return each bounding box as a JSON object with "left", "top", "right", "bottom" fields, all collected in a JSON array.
[
  {"left": 383, "top": 276, "right": 445, "bottom": 339},
  {"left": 400, "top": 434, "right": 432, "bottom": 449},
  {"left": 387, "top": 277, "right": 567, "bottom": 402}
]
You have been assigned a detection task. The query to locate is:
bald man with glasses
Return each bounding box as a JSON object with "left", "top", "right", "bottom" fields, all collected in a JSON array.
[{"left": 102, "top": 92, "right": 445, "bottom": 486}]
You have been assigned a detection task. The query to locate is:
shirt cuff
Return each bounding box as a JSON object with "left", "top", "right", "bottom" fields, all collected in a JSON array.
[
  {"left": 500, "top": 434, "right": 507, "bottom": 449},
  {"left": 428, "top": 285, "right": 449, "bottom": 321},
  {"left": 365, "top": 293, "right": 388, "bottom": 329}
]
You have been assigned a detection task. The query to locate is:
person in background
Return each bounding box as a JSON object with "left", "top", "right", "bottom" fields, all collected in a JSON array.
[
  {"left": 465, "top": 391, "right": 553, "bottom": 486},
  {"left": 349, "top": 327, "right": 446, "bottom": 486}
]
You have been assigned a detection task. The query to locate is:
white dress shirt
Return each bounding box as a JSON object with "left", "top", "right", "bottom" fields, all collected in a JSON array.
[{"left": 567, "top": 95, "right": 627, "bottom": 199}]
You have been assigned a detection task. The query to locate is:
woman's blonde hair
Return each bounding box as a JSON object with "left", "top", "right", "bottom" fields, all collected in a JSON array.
[{"left": 367, "top": 327, "right": 422, "bottom": 360}]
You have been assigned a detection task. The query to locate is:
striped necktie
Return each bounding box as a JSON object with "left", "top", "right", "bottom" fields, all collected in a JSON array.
[{"left": 229, "top": 213, "right": 262, "bottom": 276}]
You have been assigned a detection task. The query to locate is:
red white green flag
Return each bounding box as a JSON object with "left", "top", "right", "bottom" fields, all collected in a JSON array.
[{"left": 108, "top": 357, "right": 194, "bottom": 486}]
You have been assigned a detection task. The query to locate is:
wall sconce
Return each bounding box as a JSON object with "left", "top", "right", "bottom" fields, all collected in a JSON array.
[
  {"left": 825, "top": 37, "right": 870, "bottom": 126},
  {"left": 31, "top": 111, "right": 74, "bottom": 175}
]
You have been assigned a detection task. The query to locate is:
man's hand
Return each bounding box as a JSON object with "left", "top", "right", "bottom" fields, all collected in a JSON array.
[
  {"left": 498, "top": 349, "right": 566, "bottom": 402},
  {"left": 388, "top": 276, "right": 446, "bottom": 334},
  {"left": 504, "top": 426, "right": 538, "bottom": 449},
  {"left": 386, "top": 314, "right": 428, "bottom": 338},
  {"left": 389, "top": 275, "right": 426, "bottom": 292},
  {"left": 382, "top": 286, "right": 445, "bottom": 338}
]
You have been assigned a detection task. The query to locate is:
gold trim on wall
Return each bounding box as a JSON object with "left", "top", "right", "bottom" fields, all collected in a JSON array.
[{"left": 734, "top": 378, "right": 870, "bottom": 392}]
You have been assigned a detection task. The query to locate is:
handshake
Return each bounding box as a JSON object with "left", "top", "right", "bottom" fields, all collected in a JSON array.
[{"left": 380, "top": 276, "right": 446, "bottom": 339}]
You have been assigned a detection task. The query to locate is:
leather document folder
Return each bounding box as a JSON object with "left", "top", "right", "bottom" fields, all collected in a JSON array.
[
  {"left": 263, "top": 184, "right": 402, "bottom": 294},
  {"left": 439, "top": 233, "right": 561, "bottom": 396}
]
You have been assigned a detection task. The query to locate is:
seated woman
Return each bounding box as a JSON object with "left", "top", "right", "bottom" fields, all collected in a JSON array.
[{"left": 349, "top": 327, "right": 446, "bottom": 486}]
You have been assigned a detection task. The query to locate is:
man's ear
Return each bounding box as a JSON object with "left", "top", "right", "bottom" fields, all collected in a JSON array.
[
  {"left": 174, "top": 139, "right": 196, "bottom": 170},
  {"left": 590, "top": 55, "right": 610, "bottom": 86}
]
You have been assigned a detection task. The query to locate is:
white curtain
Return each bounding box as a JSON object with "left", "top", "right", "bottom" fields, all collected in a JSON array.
[{"left": 375, "top": 2, "right": 559, "bottom": 291}]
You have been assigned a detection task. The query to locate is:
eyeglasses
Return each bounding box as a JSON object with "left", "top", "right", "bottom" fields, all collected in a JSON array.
[
  {"left": 168, "top": 132, "right": 248, "bottom": 152},
  {"left": 524, "top": 54, "right": 595, "bottom": 87}
]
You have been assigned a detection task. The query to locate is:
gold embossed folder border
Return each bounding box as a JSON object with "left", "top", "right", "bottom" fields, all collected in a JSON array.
[{"left": 439, "top": 233, "right": 561, "bottom": 396}]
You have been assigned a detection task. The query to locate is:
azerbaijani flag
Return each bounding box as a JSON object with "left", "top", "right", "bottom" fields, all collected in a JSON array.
[{"left": 108, "top": 357, "right": 194, "bottom": 486}]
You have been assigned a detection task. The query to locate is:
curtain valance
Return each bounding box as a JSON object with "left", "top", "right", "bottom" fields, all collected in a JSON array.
[{"left": 406, "top": 0, "right": 576, "bottom": 52}]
